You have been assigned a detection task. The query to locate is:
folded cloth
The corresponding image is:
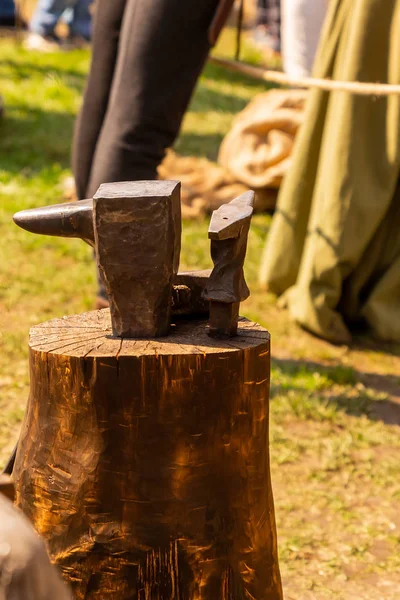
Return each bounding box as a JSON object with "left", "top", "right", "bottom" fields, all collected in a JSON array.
[
  {"left": 159, "top": 150, "right": 277, "bottom": 219},
  {"left": 218, "top": 89, "right": 307, "bottom": 189}
]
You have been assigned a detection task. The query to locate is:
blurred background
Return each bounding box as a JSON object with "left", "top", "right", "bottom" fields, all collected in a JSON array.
[{"left": 0, "top": 2, "right": 400, "bottom": 599}]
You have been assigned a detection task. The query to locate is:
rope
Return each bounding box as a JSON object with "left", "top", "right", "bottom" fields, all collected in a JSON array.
[{"left": 209, "top": 56, "right": 400, "bottom": 97}]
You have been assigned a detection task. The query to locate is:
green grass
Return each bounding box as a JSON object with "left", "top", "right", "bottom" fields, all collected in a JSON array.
[{"left": 1, "top": 31, "right": 400, "bottom": 599}]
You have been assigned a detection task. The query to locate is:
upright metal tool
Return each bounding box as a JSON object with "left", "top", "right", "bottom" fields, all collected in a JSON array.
[{"left": 203, "top": 190, "right": 254, "bottom": 337}]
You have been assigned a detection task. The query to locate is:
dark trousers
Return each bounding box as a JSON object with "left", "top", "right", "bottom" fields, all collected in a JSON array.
[
  {"left": 0, "top": 0, "right": 15, "bottom": 25},
  {"left": 72, "top": 0, "right": 219, "bottom": 200}
]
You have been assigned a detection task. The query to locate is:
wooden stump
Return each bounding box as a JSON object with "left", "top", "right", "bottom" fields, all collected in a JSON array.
[
  {"left": 14, "top": 310, "right": 282, "bottom": 600},
  {"left": 0, "top": 474, "right": 15, "bottom": 502}
]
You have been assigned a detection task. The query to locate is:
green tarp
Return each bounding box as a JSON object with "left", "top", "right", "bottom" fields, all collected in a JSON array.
[{"left": 259, "top": 0, "right": 400, "bottom": 343}]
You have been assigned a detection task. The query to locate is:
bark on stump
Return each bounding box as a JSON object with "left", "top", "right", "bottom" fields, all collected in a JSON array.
[{"left": 14, "top": 309, "right": 282, "bottom": 600}]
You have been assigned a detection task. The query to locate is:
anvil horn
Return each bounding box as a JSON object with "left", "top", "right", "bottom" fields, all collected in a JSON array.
[{"left": 13, "top": 199, "right": 95, "bottom": 247}]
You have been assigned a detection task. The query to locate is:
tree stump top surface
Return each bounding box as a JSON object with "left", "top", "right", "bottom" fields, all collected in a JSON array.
[{"left": 29, "top": 309, "right": 269, "bottom": 358}]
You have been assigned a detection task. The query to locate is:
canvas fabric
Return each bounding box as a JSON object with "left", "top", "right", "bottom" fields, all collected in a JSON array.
[{"left": 260, "top": 0, "right": 400, "bottom": 343}]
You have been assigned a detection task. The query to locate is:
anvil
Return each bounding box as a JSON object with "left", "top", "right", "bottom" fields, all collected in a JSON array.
[{"left": 13, "top": 181, "right": 254, "bottom": 339}]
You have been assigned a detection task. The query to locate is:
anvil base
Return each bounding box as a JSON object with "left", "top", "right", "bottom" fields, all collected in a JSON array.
[{"left": 13, "top": 310, "right": 282, "bottom": 600}]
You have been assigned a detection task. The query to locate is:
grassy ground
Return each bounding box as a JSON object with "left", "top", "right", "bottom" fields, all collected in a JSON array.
[{"left": 1, "top": 32, "right": 400, "bottom": 600}]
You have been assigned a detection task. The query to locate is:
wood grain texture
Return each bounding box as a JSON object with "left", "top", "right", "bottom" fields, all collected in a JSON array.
[{"left": 14, "top": 310, "right": 282, "bottom": 600}]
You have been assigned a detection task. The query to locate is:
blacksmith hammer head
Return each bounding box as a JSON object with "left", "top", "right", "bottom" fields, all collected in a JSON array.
[{"left": 13, "top": 181, "right": 181, "bottom": 338}]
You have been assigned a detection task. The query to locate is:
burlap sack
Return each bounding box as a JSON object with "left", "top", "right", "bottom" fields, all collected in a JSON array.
[
  {"left": 159, "top": 151, "right": 278, "bottom": 218},
  {"left": 218, "top": 89, "right": 307, "bottom": 189}
]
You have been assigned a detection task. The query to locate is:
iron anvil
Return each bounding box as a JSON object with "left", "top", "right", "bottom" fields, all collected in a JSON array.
[{"left": 13, "top": 181, "right": 254, "bottom": 339}]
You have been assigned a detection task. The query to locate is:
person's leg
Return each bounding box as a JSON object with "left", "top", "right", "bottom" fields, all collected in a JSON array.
[
  {"left": 69, "top": 0, "right": 93, "bottom": 40},
  {"left": 256, "top": 0, "right": 268, "bottom": 27},
  {"left": 282, "top": 0, "right": 328, "bottom": 77},
  {"left": 267, "top": 0, "right": 281, "bottom": 52},
  {"left": 83, "top": 0, "right": 219, "bottom": 199},
  {"left": 72, "top": 0, "right": 127, "bottom": 200},
  {"left": 29, "top": 0, "right": 67, "bottom": 36},
  {"left": 254, "top": 0, "right": 281, "bottom": 53},
  {"left": 0, "top": 0, "right": 15, "bottom": 26},
  {"left": 73, "top": 0, "right": 219, "bottom": 304}
]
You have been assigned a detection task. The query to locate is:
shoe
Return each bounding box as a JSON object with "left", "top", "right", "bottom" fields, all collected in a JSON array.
[{"left": 23, "top": 32, "right": 61, "bottom": 52}]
